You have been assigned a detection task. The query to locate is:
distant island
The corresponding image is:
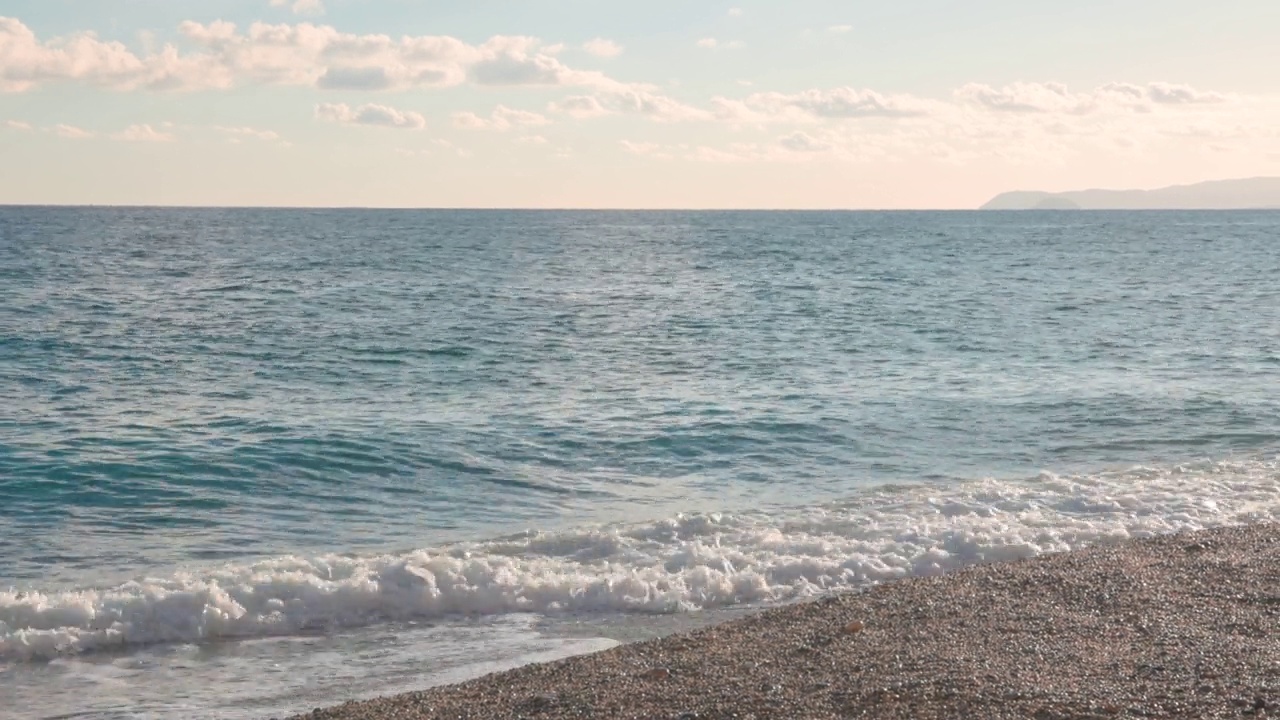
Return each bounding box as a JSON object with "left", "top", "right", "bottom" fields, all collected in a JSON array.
[{"left": 981, "top": 177, "right": 1280, "bottom": 210}]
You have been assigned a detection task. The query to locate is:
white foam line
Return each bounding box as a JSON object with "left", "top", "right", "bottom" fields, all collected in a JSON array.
[{"left": 3, "top": 458, "right": 1277, "bottom": 661}]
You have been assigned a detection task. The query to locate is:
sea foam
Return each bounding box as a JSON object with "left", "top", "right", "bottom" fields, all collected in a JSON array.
[{"left": 3, "top": 458, "right": 1277, "bottom": 661}]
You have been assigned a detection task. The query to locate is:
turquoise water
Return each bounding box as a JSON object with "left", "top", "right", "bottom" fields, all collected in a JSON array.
[{"left": 2, "top": 208, "right": 1280, "bottom": 718}]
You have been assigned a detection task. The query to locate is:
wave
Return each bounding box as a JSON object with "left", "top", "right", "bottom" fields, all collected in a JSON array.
[{"left": 3, "top": 457, "right": 1278, "bottom": 661}]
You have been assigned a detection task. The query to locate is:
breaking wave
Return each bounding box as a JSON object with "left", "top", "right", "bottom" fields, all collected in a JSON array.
[{"left": 4, "top": 458, "right": 1278, "bottom": 661}]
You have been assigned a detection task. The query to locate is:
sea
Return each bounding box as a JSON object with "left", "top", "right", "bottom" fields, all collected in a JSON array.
[{"left": 2, "top": 207, "right": 1278, "bottom": 719}]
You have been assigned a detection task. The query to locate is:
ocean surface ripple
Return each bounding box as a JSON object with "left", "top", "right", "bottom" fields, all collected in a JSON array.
[{"left": 2, "top": 208, "right": 1279, "bottom": 672}]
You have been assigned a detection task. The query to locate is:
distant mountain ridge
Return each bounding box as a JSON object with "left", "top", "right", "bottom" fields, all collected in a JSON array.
[{"left": 981, "top": 177, "right": 1280, "bottom": 210}]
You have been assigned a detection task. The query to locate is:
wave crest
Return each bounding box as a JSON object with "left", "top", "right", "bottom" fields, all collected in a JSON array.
[{"left": 3, "top": 458, "right": 1277, "bottom": 661}]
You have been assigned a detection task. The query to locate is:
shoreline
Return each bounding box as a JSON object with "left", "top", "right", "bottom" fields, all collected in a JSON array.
[{"left": 290, "top": 523, "right": 1280, "bottom": 719}]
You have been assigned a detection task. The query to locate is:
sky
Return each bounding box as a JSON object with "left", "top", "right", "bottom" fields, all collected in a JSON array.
[{"left": 1, "top": 0, "right": 1278, "bottom": 208}]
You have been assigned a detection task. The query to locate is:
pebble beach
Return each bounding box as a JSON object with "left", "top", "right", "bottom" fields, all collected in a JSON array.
[{"left": 292, "top": 523, "right": 1280, "bottom": 720}]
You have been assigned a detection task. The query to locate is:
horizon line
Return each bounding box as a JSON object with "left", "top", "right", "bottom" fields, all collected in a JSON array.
[{"left": 3, "top": 203, "right": 1277, "bottom": 213}]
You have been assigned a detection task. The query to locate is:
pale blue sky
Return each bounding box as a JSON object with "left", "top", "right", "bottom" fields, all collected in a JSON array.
[{"left": 2, "top": 1, "right": 1277, "bottom": 207}]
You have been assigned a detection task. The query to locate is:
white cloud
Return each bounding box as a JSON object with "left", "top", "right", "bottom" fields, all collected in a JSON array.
[
  {"left": 467, "top": 36, "right": 567, "bottom": 85},
  {"left": 0, "top": 17, "right": 153, "bottom": 92},
  {"left": 956, "top": 82, "right": 1087, "bottom": 113},
  {"left": 696, "top": 38, "right": 719, "bottom": 49},
  {"left": 954, "top": 81, "right": 1226, "bottom": 114},
  {"left": 563, "top": 78, "right": 1264, "bottom": 155},
  {"left": 215, "top": 125, "right": 284, "bottom": 145},
  {"left": 453, "top": 105, "right": 549, "bottom": 130},
  {"left": 0, "top": 17, "right": 627, "bottom": 94},
  {"left": 706, "top": 97, "right": 764, "bottom": 123},
  {"left": 728, "top": 8, "right": 743, "bottom": 17},
  {"left": 549, "top": 95, "right": 613, "bottom": 119},
  {"left": 828, "top": 25, "right": 853, "bottom": 34},
  {"left": 467, "top": 35, "right": 624, "bottom": 88},
  {"left": 551, "top": 88, "right": 710, "bottom": 123},
  {"left": 315, "top": 102, "right": 426, "bottom": 129},
  {"left": 778, "top": 130, "right": 834, "bottom": 152},
  {"left": 602, "top": 89, "right": 712, "bottom": 122},
  {"left": 5, "top": 119, "right": 31, "bottom": 130},
  {"left": 582, "top": 38, "right": 623, "bottom": 58},
  {"left": 216, "top": 125, "right": 281, "bottom": 141},
  {"left": 112, "top": 123, "right": 174, "bottom": 142},
  {"left": 715, "top": 87, "right": 933, "bottom": 123},
  {"left": 52, "top": 124, "right": 93, "bottom": 139},
  {"left": 270, "top": 0, "right": 325, "bottom": 16},
  {"left": 1146, "top": 82, "right": 1225, "bottom": 105},
  {"left": 598, "top": 78, "right": 1277, "bottom": 170},
  {"left": 779, "top": 87, "right": 931, "bottom": 118},
  {"left": 714, "top": 80, "right": 1221, "bottom": 142},
  {"left": 547, "top": 94, "right": 611, "bottom": 119},
  {"left": 515, "top": 134, "right": 549, "bottom": 145}
]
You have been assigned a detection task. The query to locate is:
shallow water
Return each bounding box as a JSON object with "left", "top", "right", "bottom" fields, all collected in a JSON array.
[{"left": 2, "top": 208, "right": 1278, "bottom": 717}]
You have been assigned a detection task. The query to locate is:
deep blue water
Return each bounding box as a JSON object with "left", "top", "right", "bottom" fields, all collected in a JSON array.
[{"left": 2, "top": 208, "right": 1279, "bottom": 717}]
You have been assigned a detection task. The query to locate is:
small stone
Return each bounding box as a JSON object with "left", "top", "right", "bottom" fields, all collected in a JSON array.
[
  {"left": 844, "top": 621, "right": 865, "bottom": 634},
  {"left": 642, "top": 667, "right": 672, "bottom": 680},
  {"left": 518, "top": 694, "right": 556, "bottom": 713}
]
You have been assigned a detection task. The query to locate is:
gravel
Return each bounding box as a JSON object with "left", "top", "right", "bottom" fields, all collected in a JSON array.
[{"left": 288, "top": 523, "right": 1280, "bottom": 719}]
